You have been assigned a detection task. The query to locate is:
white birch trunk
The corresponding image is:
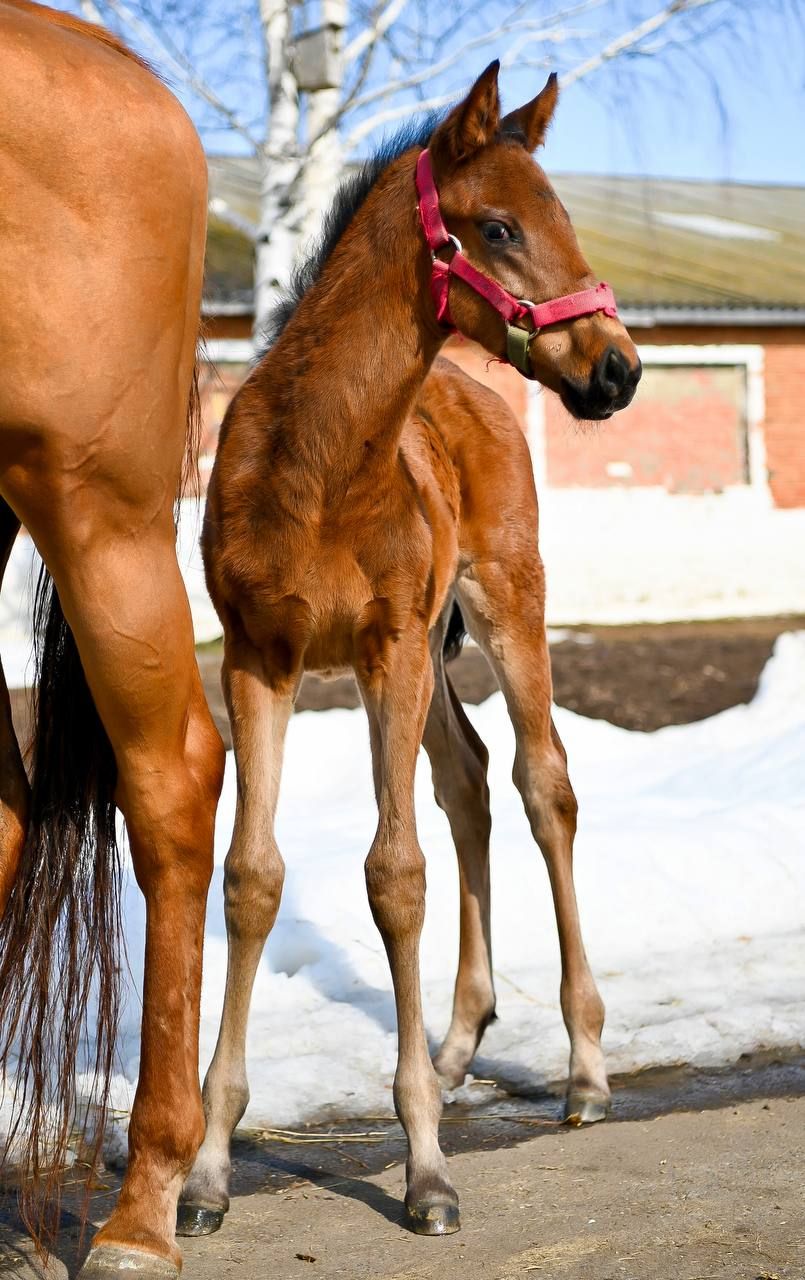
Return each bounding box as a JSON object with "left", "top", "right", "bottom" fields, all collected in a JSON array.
[
  {"left": 255, "top": 0, "right": 300, "bottom": 334},
  {"left": 300, "top": 85, "right": 343, "bottom": 247},
  {"left": 299, "top": 0, "right": 347, "bottom": 244}
]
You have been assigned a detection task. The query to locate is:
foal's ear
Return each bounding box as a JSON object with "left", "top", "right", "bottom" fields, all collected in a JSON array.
[
  {"left": 501, "top": 72, "right": 559, "bottom": 151},
  {"left": 430, "top": 61, "right": 502, "bottom": 168}
]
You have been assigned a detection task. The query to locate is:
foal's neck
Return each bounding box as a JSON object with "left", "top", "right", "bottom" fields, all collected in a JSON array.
[{"left": 261, "top": 154, "right": 443, "bottom": 478}]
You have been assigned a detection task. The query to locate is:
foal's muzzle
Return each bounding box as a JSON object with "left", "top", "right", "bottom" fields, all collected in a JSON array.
[{"left": 561, "top": 347, "right": 642, "bottom": 420}]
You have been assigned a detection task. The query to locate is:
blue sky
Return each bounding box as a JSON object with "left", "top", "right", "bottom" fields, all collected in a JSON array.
[
  {"left": 542, "top": 4, "right": 805, "bottom": 182},
  {"left": 63, "top": 0, "right": 805, "bottom": 185}
]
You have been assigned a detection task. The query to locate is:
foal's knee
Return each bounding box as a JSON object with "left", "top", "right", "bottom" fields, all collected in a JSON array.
[
  {"left": 365, "top": 834, "right": 426, "bottom": 941},
  {"left": 223, "top": 834, "right": 285, "bottom": 941}
]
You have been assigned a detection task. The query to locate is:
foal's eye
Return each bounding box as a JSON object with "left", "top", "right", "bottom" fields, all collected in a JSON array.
[{"left": 480, "top": 220, "right": 514, "bottom": 244}]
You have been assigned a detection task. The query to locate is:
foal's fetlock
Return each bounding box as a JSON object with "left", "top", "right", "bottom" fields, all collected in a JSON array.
[
  {"left": 404, "top": 1169, "right": 460, "bottom": 1236},
  {"left": 176, "top": 1160, "right": 231, "bottom": 1236},
  {"left": 434, "top": 1000, "right": 496, "bottom": 1089},
  {"left": 564, "top": 1039, "right": 611, "bottom": 1127}
]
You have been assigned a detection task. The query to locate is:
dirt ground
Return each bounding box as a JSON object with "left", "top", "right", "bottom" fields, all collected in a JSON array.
[
  {"left": 191, "top": 614, "right": 805, "bottom": 750},
  {"left": 4, "top": 1056, "right": 804, "bottom": 1279}
]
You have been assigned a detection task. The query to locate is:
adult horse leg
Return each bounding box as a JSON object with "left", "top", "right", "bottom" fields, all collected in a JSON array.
[
  {"left": 178, "top": 633, "right": 293, "bottom": 1236},
  {"left": 0, "top": 474, "right": 224, "bottom": 1275},
  {"left": 457, "top": 566, "right": 609, "bottom": 1124},
  {"left": 356, "top": 625, "right": 459, "bottom": 1234},
  {"left": 422, "top": 616, "right": 495, "bottom": 1089},
  {"left": 0, "top": 498, "right": 29, "bottom": 911}
]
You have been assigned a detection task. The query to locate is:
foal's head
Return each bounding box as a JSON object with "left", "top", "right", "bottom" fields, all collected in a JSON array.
[{"left": 426, "top": 62, "right": 641, "bottom": 419}]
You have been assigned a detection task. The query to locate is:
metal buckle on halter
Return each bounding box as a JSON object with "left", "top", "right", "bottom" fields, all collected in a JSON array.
[
  {"left": 431, "top": 233, "right": 463, "bottom": 262},
  {"left": 506, "top": 299, "right": 539, "bottom": 378}
]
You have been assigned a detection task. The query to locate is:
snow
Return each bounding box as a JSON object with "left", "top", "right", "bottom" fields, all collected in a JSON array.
[
  {"left": 101, "top": 629, "right": 805, "bottom": 1132},
  {"left": 538, "top": 488, "right": 805, "bottom": 624}
]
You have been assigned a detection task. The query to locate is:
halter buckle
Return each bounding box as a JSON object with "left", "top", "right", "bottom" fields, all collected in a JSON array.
[{"left": 431, "top": 233, "right": 463, "bottom": 263}]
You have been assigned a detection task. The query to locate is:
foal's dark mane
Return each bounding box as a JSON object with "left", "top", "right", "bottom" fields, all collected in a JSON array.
[{"left": 261, "top": 115, "right": 439, "bottom": 350}]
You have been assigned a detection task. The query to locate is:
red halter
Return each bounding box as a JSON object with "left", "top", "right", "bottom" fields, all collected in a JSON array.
[{"left": 415, "top": 148, "right": 618, "bottom": 378}]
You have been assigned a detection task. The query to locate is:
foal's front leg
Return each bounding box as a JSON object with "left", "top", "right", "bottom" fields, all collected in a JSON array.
[
  {"left": 177, "top": 640, "right": 294, "bottom": 1236},
  {"left": 356, "top": 626, "right": 459, "bottom": 1235}
]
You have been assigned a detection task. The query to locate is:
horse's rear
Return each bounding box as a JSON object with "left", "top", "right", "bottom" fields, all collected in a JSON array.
[{"left": 0, "top": 5, "right": 224, "bottom": 1276}]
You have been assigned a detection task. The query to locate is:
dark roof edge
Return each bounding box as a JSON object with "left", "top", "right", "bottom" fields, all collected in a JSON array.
[
  {"left": 622, "top": 307, "right": 805, "bottom": 327},
  {"left": 201, "top": 298, "right": 805, "bottom": 326}
]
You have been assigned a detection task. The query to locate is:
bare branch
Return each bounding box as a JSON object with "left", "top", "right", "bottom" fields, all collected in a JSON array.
[
  {"left": 343, "top": 0, "right": 410, "bottom": 66},
  {"left": 344, "top": 89, "right": 458, "bottom": 150},
  {"left": 346, "top": 16, "right": 574, "bottom": 114},
  {"left": 560, "top": 0, "right": 720, "bottom": 89},
  {"left": 92, "top": 0, "right": 262, "bottom": 152}
]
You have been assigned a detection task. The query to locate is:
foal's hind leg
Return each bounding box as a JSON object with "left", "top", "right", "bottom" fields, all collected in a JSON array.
[
  {"left": 0, "top": 499, "right": 29, "bottom": 912},
  {"left": 178, "top": 634, "right": 293, "bottom": 1236},
  {"left": 457, "top": 564, "right": 609, "bottom": 1123},
  {"left": 356, "top": 624, "right": 459, "bottom": 1234},
  {"left": 422, "top": 620, "right": 495, "bottom": 1089}
]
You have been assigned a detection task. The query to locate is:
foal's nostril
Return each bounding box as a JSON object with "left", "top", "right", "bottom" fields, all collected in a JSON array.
[{"left": 597, "top": 346, "right": 630, "bottom": 398}]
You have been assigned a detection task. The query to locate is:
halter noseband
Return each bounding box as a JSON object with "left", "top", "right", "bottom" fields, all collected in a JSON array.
[{"left": 415, "top": 148, "right": 618, "bottom": 379}]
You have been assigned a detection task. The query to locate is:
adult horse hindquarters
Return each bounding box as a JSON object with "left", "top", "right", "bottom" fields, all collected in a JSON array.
[
  {"left": 0, "top": 4, "right": 224, "bottom": 1276},
  {"left": 179, "top": 61, "right": 640, "bottom": 1239}
]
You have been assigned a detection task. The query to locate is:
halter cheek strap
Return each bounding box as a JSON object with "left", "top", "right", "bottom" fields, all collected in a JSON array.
[{"left": 415, "top": 148, "right": 618, "bottom": 378}]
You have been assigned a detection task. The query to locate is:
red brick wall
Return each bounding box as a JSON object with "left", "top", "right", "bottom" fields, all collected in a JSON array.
[
  {"left": 626, "top": 326, "right": 805, "bottom": 509},
  {"left": 762, "top": 342, "right": 805, "bottom": 508},
  {"left": 544, "top": 363, "right": 748, "bottom": 492},
  {"left": 200, "top": 318, "right": 805, "bottom": 508}
]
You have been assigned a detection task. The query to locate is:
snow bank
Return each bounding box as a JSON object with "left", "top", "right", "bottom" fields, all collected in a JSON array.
[
  {"left": 103, "top": 630, "right": 805, "bottom": 1130},
  {"left": 538, "top": 488, "right": 805, "bottom": 624}
]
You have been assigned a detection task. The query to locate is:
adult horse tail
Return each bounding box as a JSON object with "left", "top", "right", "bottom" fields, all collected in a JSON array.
[{"left": 0, "top": 355, "right": 205, "bottom": 1246}]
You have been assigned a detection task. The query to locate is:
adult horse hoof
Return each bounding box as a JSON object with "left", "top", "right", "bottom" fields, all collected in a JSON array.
[
  {"left": 78, "top": 1245, "right": 179, "bottom": 1277},
  {"left": 176, "top": 1202, "right": 226, "bottom": 1236},
  {"left": 404, "top": 1199, "right": 461, "bottom": 1236},
  {"left": 563, "top": 1093, "right": 610, "bottom": 1126}
]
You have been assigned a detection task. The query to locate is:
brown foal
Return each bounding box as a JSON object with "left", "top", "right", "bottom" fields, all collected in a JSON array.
[
  {"left": 180, "top": 63, "right": 640, "bottom": 1239},
  {"left": 0, "top": 4, "right": 223, "bottom": 1277}
]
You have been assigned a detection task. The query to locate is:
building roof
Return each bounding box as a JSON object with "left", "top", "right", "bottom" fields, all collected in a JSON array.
[{"left": 204, "top": 156, "right": 805, "bottom": 320}]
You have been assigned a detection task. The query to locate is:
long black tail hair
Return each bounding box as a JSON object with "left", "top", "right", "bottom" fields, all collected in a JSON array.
[{"left": 0, "top": 364, "right": 203, "bottom": 1248}]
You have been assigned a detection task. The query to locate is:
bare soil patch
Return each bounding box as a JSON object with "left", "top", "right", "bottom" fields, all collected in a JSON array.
[{"left": 191, "top": 615, "right": 804, "bottom": 749}]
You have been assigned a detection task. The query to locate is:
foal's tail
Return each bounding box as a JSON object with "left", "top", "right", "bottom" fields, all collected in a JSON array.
[
  {"left": 443, "top": 600, "right": 468, "bottom": 663},
  {"left": 0, "top": 568, "right": 121, "bottom": 1246}
]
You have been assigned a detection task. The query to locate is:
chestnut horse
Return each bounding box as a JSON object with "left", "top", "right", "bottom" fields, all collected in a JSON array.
[
  {"left": 179, "top": 63, "right": 641, "bottom": 1239},
  {"left": 0, "top": 3, "right": 224, "bottom": 1277}
]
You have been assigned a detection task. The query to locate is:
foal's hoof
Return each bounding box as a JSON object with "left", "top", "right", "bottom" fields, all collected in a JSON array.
[
  {"left": 176, "top": 1202, "right": 226, "bottom": 1236},
  {"left": 563, "top": 1092, "right": 610, "bottom": 1126},
  {"left": 78, "top": 1246, "right": 179, "bottom": 1278},
  {"left": 404, "top": 1199, "right": 461, "bottom": 1236}
]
